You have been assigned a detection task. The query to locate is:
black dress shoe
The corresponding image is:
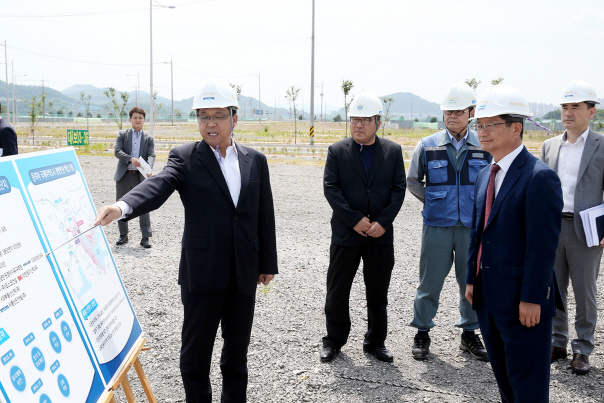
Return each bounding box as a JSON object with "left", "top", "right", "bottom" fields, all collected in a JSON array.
[
  {"left": 320, "top": 346, "right": 339, "bottom": 363},
  {"left": 116, "top": 235, "right": 128, "bottom": 245},
  {"left": 551, "top": 346, "right": 567, "bottom": 362},
  {"left": 140, "top": 237, "right": 151, "bottom": 248},
  {"left": 363, "top": 344, "right": 394, "bottom": 362},
  {"left": 571, "top": 353, "right": 590, "bottom": 375}
]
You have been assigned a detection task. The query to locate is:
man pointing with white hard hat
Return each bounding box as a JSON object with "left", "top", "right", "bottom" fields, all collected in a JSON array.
[
  {"left": 542, "top": 79, "right": 604, "bottom": 375},
  {"left": 95, "top": 78, "right": 278, "bottom": 402}
]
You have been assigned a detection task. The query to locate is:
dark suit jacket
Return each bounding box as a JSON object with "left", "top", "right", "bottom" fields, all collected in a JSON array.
[
  {"left": 120, "top": 140, "right": 278, "bottom": 296},
  {"left": 466, "top": 147, "right": 563, "bottom": 321},
  {"left": 324, "top": 136, "right": 407, "bottom": 246},
  {"left": 0, "top": 117, "right": 18, "bottom": 157},
  {"left": 113, "top": 128, "right": 155, "bottom": 181},
  {"left": 541, "top": 129, "right": 604, "bottom": 244}
]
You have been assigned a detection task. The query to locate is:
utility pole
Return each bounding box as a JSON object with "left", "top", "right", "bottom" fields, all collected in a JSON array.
[
  {"left": 161, "top": 58, "right": 174, "bottom": 125},
  {"left": 149, "top": 0, "right": 154, "bottom": 137},
  {"left": 3, "top": 41, "right": 8, "bottom": 119},
  {"left": 11, "top": 62, "right": 15, "bottom": 126},
  {"left": 258, "top": 73, "right": 261, "bottom": 124},
  {"left": 41, "top": 79, "right": 45, "bottom": 123},
  {"left": 309, "top": 0, "right": 315, "bottom": 144},
  {"left": 320, "top": 81, "right": 323, "bottom": 122},
  {"left": 170, "top": 57, "right": 173, "bottom": 125}
]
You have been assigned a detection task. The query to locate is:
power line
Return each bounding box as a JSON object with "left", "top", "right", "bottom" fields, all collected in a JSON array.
[{"left": 0, "top": 1, "right": 215, "bottom": 18}]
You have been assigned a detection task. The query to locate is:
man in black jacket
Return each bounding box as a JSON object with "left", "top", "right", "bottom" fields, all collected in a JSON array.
[
  {"left": 0, "top": 103, "right": 18, "bottom": 157},
  {"left": 95, "top": 78, "right": 277, "bottom": 403},
  {"left": 321, "top": 92, "right": 407, "bottom": 363}
]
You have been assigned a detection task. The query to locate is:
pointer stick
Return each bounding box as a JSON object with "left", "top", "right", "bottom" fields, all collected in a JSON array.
[{"left": 44, "top": 224, "right": 101, "bottom": 257}]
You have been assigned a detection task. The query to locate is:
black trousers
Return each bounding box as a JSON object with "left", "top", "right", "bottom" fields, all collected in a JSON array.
[
  {"left": 322, "top": 241, "right": 394, "bottom": 349},
  {"left": 180, "top": 283, "right": 255, "bottom": 403}
]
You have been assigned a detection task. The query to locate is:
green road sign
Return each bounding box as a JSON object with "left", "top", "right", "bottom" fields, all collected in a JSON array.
[{"left": 66, "top": 129, "right": 90, "bottom": 146}]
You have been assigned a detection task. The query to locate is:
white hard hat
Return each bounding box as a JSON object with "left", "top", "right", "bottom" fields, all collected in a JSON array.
[
  {"left": 440, "top": 82, "right": 476, "bottom": 111},
  {"left": 192, "top": 78, "right": 239, "bottom": 110},
  {"left": 348, "top": 92, "right": 383, "bottom": 117},
  {"left": 560, "top": 80, "right": 599, "bottom": 105},
  {"left": 472, "top": 84, "right": 532, "bottom": 121}
]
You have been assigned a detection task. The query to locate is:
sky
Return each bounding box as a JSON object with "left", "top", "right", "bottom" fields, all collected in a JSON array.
[{"left": 2, "top": 0, "right": 604, "bottom": 113}]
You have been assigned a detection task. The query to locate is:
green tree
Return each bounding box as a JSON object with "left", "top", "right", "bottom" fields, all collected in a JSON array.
[
  {"left": 57, "top": 109, "right": 64, "bottom": 116},
  {"left": 229, "top": 83, "right": 242, "bottom": 101},
  {"left": 381, "top": 96, "right": 395, "bottom": 136},
  {"left": 543, "top": 110, "right": 561, "bottom": 120},
  {"left": 40, "top": 93, "right": 47, "bottom": 124},
  {"left": 430, "top": 116, "right": 438, "bottom": 123},
  {"left": 68, "top": 111, "right": 73, "bottom": 117},
  {"left": 333, "top": 114, "right": 342, "bottom": 122},
  {"left": 285, "top": 86, "right": 301, "bottom": 144},
  {"left": 341, "top": 79, "right": 354, "bottom": 137},
  {"left": 153, "top": 91, "right": 164, "bottom": 123},
  {"left": 103, "top": 87, "right": 129, "bottom": 129},
  {"left": 491, "top": 77, "right": 504, "bottom": 85},
  {"left": 189, "top": 110, "right": 196, "bottom": 117},
  {"left": 79, "top": 92, "right": 92, "bottom": 130},
  {"left": 465, "top": 78, "right": 481, "bottom": 90},
  {"left": 25, "top": 96, "right": 43, "bottom": 144},
  {"left": 593, "top": 109, "right": 604, "bottom": 131},
  {"left": 96, "top": 113, "right": 102, "bottom": 118}
]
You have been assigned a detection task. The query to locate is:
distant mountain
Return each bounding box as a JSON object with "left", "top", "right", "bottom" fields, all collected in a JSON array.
[{"left": 331, "top": 92, "right": 441, "bottom": 119}]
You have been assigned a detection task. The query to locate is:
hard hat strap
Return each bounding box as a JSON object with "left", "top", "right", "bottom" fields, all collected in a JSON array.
[
  {"left": 443, "top": 112, "right": 469, "bottom": 139},
  {"left": 509, "top": 114, "right": 551, "bottom": 136}
]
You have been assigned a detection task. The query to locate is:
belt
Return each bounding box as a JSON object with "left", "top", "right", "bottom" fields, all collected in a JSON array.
[
  {"left": 127, "top": 170, "right": 139, "bottom": 174},
  {"left": 562, "top": 212, "right": 574, "bottom": 221}
]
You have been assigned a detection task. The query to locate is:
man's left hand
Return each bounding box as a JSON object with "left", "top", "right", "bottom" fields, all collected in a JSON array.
[
  {"left": 519, "top": 301, "right": 541, "bottom": 327},
  {"left": 146, "top": 173, "right": 152, "bottom": 178},
  {"left": 366, "top": 222, "right": 385, "bottom": 238},
  {"left": 258, "top": 274, "right": 274, "bottom": 286}
]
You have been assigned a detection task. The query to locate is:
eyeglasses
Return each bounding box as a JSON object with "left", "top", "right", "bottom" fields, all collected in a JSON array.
[
  {"left": 472, "top": 122, "right": 507, "bottom": 132},
  {"left": 197, "top": 114, "right": 231, "bottom": 124},
  {"left": 443, "top": 109, "right": 469, "bottom": 116},
  {"left": 350, "top": 117, "right": 374, "bottom": 126}
]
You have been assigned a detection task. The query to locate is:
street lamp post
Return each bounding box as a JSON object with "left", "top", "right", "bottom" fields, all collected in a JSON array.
[
  {"left": 161, "top": 58, "right": 174, "bottom": 126},
  {"left": 309, "top": 0, "right": 315, "bottom": 145},
  {"left": 14, "top": 74, "right": 25, "bottom": 126},
  {"left": 1, "top": 41, "right": 9, "bottom": 120},
  {"left": 127, "top": 73, "right": 140, "bottom": 106},
  {"left": 150, "top": 0, "right": 175, "bottom": 136}
]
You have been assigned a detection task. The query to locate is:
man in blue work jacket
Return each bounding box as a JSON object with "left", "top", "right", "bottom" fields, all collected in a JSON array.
[{"left": 407, "top": 82, "right": 491, "bottom": 360}]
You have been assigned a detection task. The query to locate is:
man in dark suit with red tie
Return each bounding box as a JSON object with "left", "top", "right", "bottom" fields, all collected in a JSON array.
[
  {"left": 95, "top": 78, "right": 278, "bottom": 403},
  {"left": 465, "top": 85, "right": 563, "bottom": 403}
]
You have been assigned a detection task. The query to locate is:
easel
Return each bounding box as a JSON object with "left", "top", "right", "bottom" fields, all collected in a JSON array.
[{"left": 100, "top": 337, "right": 157, "bottom": 403}]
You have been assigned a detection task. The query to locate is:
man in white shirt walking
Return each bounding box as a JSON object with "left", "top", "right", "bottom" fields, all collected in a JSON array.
[{"left": 541, "top": 80, "right": 604, "bottom": 375}]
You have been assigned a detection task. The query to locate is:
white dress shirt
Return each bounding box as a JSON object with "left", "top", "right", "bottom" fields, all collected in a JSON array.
[
  {"left": 116, "top": 140, "right": 242, "bottom": 217},
  {"left": 558, "top": 128, "right": 589, "bottom": 212},
  {"left": 493, "top": 144, "right": 525, "bottom": 198}
]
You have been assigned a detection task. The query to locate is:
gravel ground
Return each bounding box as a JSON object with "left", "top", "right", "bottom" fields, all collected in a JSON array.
[{"left": 80, "top": 154, "right": 604, "bottom": 403}]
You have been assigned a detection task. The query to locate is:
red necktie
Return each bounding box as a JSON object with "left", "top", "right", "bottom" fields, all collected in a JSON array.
[{"left": 476, "top": 164, "right": 501, "bottom": 276}]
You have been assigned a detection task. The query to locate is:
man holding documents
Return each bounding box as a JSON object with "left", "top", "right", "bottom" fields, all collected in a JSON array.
[
  {"left": 113, "top": 106, "right": 155, "bottom": 248},
  {"left": 541, "top": 80, "right": 604, "bottom": 375}
]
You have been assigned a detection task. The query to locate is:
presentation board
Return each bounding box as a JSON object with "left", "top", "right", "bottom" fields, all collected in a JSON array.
[{"left": 0, "top": 148, "right": 143, "bottom": 403}]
